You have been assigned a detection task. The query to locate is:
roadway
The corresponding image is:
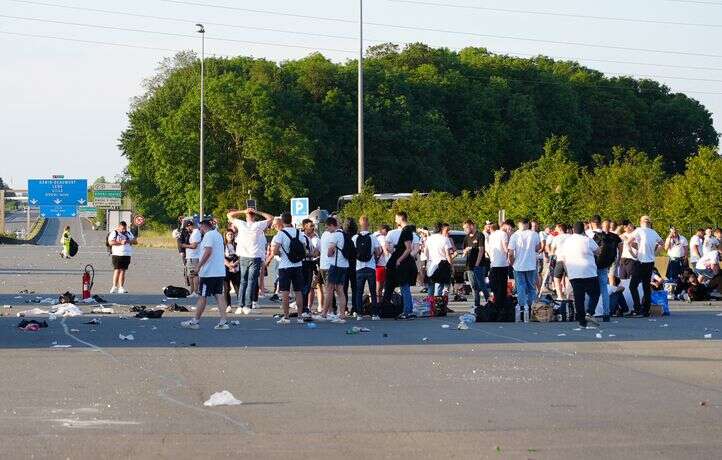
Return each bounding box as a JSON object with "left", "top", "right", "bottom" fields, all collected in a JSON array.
[{"left": 2, "top": 209, "right": 38, "bottom": 237}]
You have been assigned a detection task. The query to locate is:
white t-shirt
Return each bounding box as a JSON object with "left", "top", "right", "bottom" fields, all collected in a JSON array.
[
  {"left": 695, "top": 251, "right": 720, "bottom": 270},
  {"left": 631, "top": 227, "right": 662, "bottom": 263},
  {"left": 425, "top": 233, "right": 453, "bottom": 277},
  {"left": 352, "top": 231, "right": 381, "bottom": 271},
  {"left": 186, "top": 228, "right": 202, "bottom": 259},
  {"left": 386, "top": 228, "right": 420, "bottom": 254},
  {"left": 689, "top": 234, "right": 703, "bottom": 262},
  {"left": 320, "top": 230, "right": 348, "bottom": 269},
  {"left": 508, "top": 229, "right": 541, "bottom": 272},
  {"left": 198, "top": 229, "right": 225, "bottom": 278},
  {"left": 270, "top": 227, "right": 309, "bottom": 269},
  {"left": 537, "top": 231, "right": 547, "bottom": 259},
  {"left": 558, "top": 234, "right": 599, "bottom": 280},
  {"left": 703, "top": 236, "right": 720, "bottom": 255},
  {"left": 550, "top": 233, "right": 568, "bottom": 256},
  {"left": 108, "top": 230, "right": 135, "bottom": 257},
  {"left": 307, "top": 234, "right": 321, "bottom": 261},
  {"left": 667, "top": 235, "right": 688, "bottom": 259},
  {"left": 230, "top": 218, "right": 270, "bottom": 259},
  {"left": 374, "top": 232, "right": 388, "bottom": 267},
  {"left": 621, "top": 232, "right": 637, "bottom": 260},
  {"left": 487, "top": 230, "right": 509, "bottom": 268}
]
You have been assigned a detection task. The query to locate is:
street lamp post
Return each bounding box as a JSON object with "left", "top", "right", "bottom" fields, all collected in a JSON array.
[
  {"left": 196, "top": 23, "right": 205, "bottom": 218},
  {"left": 357, "top": 0, "right": 364, "bottom": 194}
]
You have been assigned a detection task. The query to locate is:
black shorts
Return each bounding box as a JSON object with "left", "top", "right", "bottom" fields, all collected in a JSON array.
[
  {"left": 327, "top": 265, "right": 348, "bottom": 285},
  {"left": 553, "top": 261, "right": 566, "bottom": 279},
  {"left": 278, "top": 267, "right": 304, "bottom": 292},
  {"left": 112, "top": 255, "right": 131, "bottom": 270},
  {"left": 199, "top": 277, "right": 224, "bottom": 297}
]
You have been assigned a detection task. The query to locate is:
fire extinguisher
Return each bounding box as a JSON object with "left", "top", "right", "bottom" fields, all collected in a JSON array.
[{"left": 82, "top": 264, "right": 95, "bottom": 300}]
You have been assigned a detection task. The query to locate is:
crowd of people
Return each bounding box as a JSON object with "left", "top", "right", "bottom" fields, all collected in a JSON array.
[{"left": 164, "top": 209, "right": 722, "bottom": 330}]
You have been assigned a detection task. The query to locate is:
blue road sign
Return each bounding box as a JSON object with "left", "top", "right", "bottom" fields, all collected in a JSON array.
[
  {"left": 28, "top": 179, "right": 88, "bottom": 206},
  {"left": 290, "top": 197, "right": 309, "bottom": 217},
  {"left": 39, "top": 205, "right": 77, "bottom": 218}
]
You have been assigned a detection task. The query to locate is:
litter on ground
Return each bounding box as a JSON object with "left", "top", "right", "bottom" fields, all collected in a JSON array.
[
  {"left": 203, "top": 390, "right": 242, "bottom": 407},
  {"left": 54, "top": 304, "right": 83, "bottom": 317},
  {"left": 118, "top": 334, "right": 135, "bottom": 341},
  {"left": 91, "top": 306, "right": 115, "bottom": 314},
  {"left": 704, "top": 333, "right": 712, "bottom": 339}
]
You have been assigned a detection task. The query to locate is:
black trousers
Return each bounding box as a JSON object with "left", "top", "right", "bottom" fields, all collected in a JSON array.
[
  {"left": 570, "top": 277, "right": 600, "bottom": 326},
  {"left": 489, "top": 266, "right": 509, "bottom": 306},
  {"left": 630, "top": 261, "right": 654, "bottom": 314},
  {"left": 343, "top": 263, "right": 358, "bottom": 313},
  {"left": 224, "top": 270, "right": 241, "bottom": 307}
]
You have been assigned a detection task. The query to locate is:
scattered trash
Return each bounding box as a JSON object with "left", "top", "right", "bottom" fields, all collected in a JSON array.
[
  {"left": 306, "top": 323, "right": 318, "bottom": 329},
  {"left": 58, "top": 291, "right": 75, "bottom": 304},
  {"left": 230, "top": 320, "right": 240, "bottom": 326},
  {"left": 134, "top": 309, "right": 164, "bottom": 319},
  {"left": 441, "top": 324, "right": 450, "bottom": 329},
  {"left": 648, "top": 319, "right": 657, "bottom": 322},
  {"left": 92, "top": 295, "right": 107, "bottom": 303},
  {"left": 573, "top": 328, "right": 582, "bottom": 331},
  {"left": 203, "top": 390, "right": 242, "bottom": 407},
  {"left": 189, "top": 343, "right": 197, "bottom": 347},
  {"left": 459, "top": 313, "right": 476, "bottom": 324},
  {"left": 39, "top": 298, "right": 56, "bottom": 305},
  {"left": 595, "top": 333, "right": 603, "bottom": 339},
  {"left": 91, "top": 306, "right": 115, "bottom": 314},
  {"left": 17, "top": 319, "right": 48, "bottom": 329},
  {"left": 382, "top": 333, "right": 388, "bottom": 338},
  {"left": 716, "top": 313, "right": 722, "bottom": 317},
  {"left": 210, "top": 307, "right": 219, "bottom": 312},
  {"left": 118, "top": 334, "right": 135, "bottom": 341},
  {"left": 16, "top": 307, "right": 49, "bottom": 317},
  {"left": 151, "top": 326, "right": 158, "bottom": 330},
  {"left": 80, "top": 298, "right": 97, "bottom": 304},
  {"left": 21, "top": 323, "right": 40, "bottom": 331},
  {"left": 139, "top": 317, "right": 149, "bottom": 321},
  {"left": 2, "top": 305, "right": 12, "bottom": 309},
  {"left": 48, "top": 314, "right": 57, "bottom": 321},
  {"left": 18, "top": 289, "right": 34, "bottom": 294},
  {"left": 51, "top": 344, "right": 71, "bottom": 348},
  {"left": 70, "top": 328, "right": 80, "bottom": 333},
  {"left": 53, "top": 304, "right": 83, "bottom": 317},
  {"left": 661, "top": 324, "right": 669, "bottom": 328},
  {"left": 557, "top": 333, "right": 567, "bottom": 337},
  {"left": 457, "top": 322, "right": 469, "bottom": 330},
  {"left": 167, "top": 303, "right": 190, "bottom": 312},
  {"left": 704, "top": 333, "right": 712, "bottom": 339},
  {"left": 700, "top": 401, "right": 708, "bottom": 407},
  {"left": 422, "top": 337, "right": 429, "bottom": 341},
  {"left": 608, "top": 334, "right": 616, "bottom": 337},
  {"left": 83, "top": 318, "right": 101, "bottom": 325}
]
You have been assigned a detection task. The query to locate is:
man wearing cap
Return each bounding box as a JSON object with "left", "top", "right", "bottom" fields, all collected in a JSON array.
[
  {"left": 227, "top": 207, "right": 274, "bottom": 314},
  {"left": 628, "top": 215, "right": 663, "bottom": 317},
  {"left": 180, "top": 219, "right": 202, "bottom": 297}
]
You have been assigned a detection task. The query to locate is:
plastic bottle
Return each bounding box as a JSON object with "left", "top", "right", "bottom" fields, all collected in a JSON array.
[
  {"left": 523, "top": 305, "right": 530, "bottom": 323},
  {"left": 514, "top": 304, "right": 521, "bottom": 322}
]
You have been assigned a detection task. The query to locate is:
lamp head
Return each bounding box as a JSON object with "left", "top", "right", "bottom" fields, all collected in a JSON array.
[{"left": 196, "top": 23, "right": 205, "bottom": 33}]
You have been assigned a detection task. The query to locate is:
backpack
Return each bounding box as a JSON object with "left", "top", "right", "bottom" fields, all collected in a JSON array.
[
  {"left": 68, "top": 239, "right": 79, "bottom": 257},
  {"left": 379, "top": 293, "right": 404, "bottom": 318},
  {"left": 355, "top": 233, "right": 373, "bottom": 262},
  {"left": 105, "top": 230, "right": 117, "bottom": 255},
  {"left": 281, "top": 229, "right": 306, "bottom": 264},
  {"left": 163, "top": 285, "right": 190, "bottom": 298},
  {"left": 594, "top": 232, "right": 618, "bottom": 269},
  {"left": 339, "top": 231, "right": 356, "bottom": 262}
]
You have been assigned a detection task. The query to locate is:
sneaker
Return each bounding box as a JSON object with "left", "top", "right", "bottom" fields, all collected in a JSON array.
[
  {"left": 180, "top": 320, "right": 200, "bottom": 329},
  {"left": 289, "top": 301, "right": 298, "bottom": 310},
  {"left": 371, "top": 315, "right": 381, "bottom": 321},
  {"left": 225, "top": 306, "right": 233, "bottom": 314},
  {"left": 117, "top": 287, "right": 127, "bottom": 294},
  {"left": 276, "top": 317, "right": 291, "bottom": 325},
  {"left": 214, "top": 322, "right": 229, "bottom": 330},
  {"left": 312, "top": 315, "right": 328, "bottom": 321},
  {"left": 331, "top": 317, "right": 346, "bottom": 324},
  {"left": 301, "top": 312, "right": 311, "bottom": 319},
  {"left": 585, "top": 314, "right": 599, "bottom": 327},
  {"left": 109, "top": 286, "right": 118, "bottom": 294},
  {"left": 187, "top": 292, "right": 199, "bottom": 298},
  {"left": 251, "top": 301, "right": 259, "bottom": 309},
  {"left": 242, "top": 306, "right": 251, "bottom": 315}
]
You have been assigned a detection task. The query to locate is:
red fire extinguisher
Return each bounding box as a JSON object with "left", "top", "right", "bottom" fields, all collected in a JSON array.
[{"left": 82, "top": 264, "right": 94, "bottom": 300}]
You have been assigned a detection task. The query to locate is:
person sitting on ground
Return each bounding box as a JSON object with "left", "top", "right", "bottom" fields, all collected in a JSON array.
[
  {"left": 687, "top": 275, "right": 709, "bottom": 302},
  {"left": 650, "top": 267, "right": 665, "bottom": 291},
  {"left": 694, "top": 243, "right": 721, "bottom": 283}
]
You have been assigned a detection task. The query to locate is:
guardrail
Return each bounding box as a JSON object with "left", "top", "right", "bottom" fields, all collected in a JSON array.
[{"left": 0, "top": 217, "right": 47, "bottom": 245}]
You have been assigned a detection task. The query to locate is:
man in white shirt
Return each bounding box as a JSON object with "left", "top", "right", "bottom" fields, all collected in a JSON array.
[
  {"left": 664, "top": 226, "right": 688, "bottom": 281},
  {"left": 301, "top": 218, "right": 321, "bottom": 316},
  {"left": 703, "top": 227, "right": 719, "bottom": 256},
  {"left": 487, "top": 220, "right": 511, "bottom": 306},
  {"left": 373, "top": 225, "right": 391, "bottom": 301},
  {"left": 181, "top": 220, "right": 230, "bottom": 330},
  {"left": 424, "top": 223, "right": 454, "bottom": 296},
  {"left": 226, "top": 207, "right": 274, "bottom": 313},
  {"left": 319, "top": 217, "right": 349, "bottom": 323},
  {"left": 270, "top": 212, "right": 309, "bottom": 324},
  {"left": 694, "top": 243, "right": 721, "bottom": 281},
  {"left": 557, "top": 222, "right": 601, "bottom": 328},
  {"left": 353, "top": 216, "right": 382, "bottom": 319},
  {"left": 508, "top": 218, "right": 542, "bottom": 312},
  {"left": 628, "top": 215, "right": 663, "bottom": 317},
  {"left": 180, "top": 221, "right": 202, "bottom": 297},
  {"left": 689, "top": 228, "right": 704, "bottom": 265},
  {"left": 108, "top": 221, "right": 137, "bottom": 294}
]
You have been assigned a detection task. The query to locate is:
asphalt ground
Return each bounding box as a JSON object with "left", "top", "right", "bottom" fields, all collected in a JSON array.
[
  {"left": 1, "top": 219, "right": 722, "bottom": 459},
  {"left": 2, "top": 210, "right": 38, "bottom": 236}
]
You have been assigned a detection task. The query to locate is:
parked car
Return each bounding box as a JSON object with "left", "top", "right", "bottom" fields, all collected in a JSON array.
[{"left": 448, "top": 230, "right": 468, "bottom": 283}]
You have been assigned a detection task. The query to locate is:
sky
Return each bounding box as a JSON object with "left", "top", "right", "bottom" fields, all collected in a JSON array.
[{"left": 1, "top": 0, "right": 721, "bottom": 188}]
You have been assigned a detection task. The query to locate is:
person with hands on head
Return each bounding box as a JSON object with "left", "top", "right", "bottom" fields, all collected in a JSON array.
[
  {"left": 108, "top": 221, "right": 137, "bottom": 294},
  {"left": 226, "top": 207, "right": 274, "bottom": 314}
]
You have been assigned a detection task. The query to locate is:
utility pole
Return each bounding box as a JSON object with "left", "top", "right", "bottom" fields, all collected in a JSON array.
[
  {"left": 196, "top": 23, "right": 205, "bottom": 218},
  {"left": 357, "top": 0, "right": 364, "bottom": 194}
]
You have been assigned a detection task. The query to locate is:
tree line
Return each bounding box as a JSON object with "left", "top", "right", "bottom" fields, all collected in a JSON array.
[{"left": 119, "top": 44, "right": 718, "bottom": 223}]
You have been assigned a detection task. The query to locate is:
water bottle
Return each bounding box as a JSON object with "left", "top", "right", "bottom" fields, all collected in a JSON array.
[
  {"left": 514, "top": 304, "right": 521, "bottom": 322},
  {"left": 523, "top": 305, "right": 530, "bottom": 323}
]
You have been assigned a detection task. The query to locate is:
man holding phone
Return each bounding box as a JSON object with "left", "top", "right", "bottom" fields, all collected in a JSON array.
[{"left": 227, "top": 205, "right": 274, "bottom": 314}]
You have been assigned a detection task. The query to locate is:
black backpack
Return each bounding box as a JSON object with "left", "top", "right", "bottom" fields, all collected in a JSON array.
[
  {"left": 281, "top": 229, "right": 306, "bottom": 264},
  {"left": 594, "top": 232, "right": 619, "bottom": 269},
  {"left": 355, "top": 233, "right": 373, "bottom": 262},
  {"left": 338, "top": 231, "right": 356, "bottom": 262},
  {"left": 163, "top": 285, "right": 190, "bottom": 298}
]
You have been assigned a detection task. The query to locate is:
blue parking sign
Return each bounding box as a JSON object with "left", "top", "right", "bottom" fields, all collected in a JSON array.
[{"left": 290, "top": 197, "right": 309, "bottom": 217}]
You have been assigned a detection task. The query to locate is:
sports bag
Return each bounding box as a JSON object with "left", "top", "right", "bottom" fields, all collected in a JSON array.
[
  {"left": 163, "top": 285, "right": 190, "bottom": 298},
  {"left": 594, "top": 232, "right": 619, "bottom": 269},
  {"left": 68, "top": 238, "right": 79, "bottom": 257},
  {"left": 281, "top": 229, "right": 306, "bottom": 264},
  {"left": 355, "top": 233, "right": 373, "bottom": 262}
]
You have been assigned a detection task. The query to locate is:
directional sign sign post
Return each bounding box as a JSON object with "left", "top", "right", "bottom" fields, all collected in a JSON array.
[
  {"left": 78, "top": 206, "right": 98, "bottom": 218},
  {"left": 290, "top": 197, "right": 309, "bottom": 225},
  {"left": 39, "top": 205, "right": 77, "bottom": 218},
  {"left": 28, "top": 179, "right": 88, "bottom": 206},
  {"left": 93, "top": 183, "right": 122, "bottom": 208}
]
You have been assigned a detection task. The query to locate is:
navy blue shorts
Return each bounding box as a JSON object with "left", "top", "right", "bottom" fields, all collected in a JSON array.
[
  {"left": 278, "top": 267, "right": 304, "bottom": 292},
  {"left": 199, "top": 277, "right": 224, "bottom": 297},
  {"left": 327, "top": 265, "right": 348, "bottom": 285}
]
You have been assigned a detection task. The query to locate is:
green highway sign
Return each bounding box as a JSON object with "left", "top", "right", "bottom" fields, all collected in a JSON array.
[
  {"left": 78, "top": 206, "right": 97, "bottom": 217},
  {"left": 94, "top": 190, "right": 122, "bottom": 198}
]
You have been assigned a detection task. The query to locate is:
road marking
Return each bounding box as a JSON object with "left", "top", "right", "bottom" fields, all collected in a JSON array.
[{"left": 77, "top": 214, "right": 87, "bottom": 246}]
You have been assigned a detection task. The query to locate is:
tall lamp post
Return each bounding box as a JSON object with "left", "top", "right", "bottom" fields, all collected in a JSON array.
[
  {"left": 196, "top": 23, "right": 205, "bottom": 218},
  {"left": 357, "top": 0, "right": 364, "bottom": 194}
]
